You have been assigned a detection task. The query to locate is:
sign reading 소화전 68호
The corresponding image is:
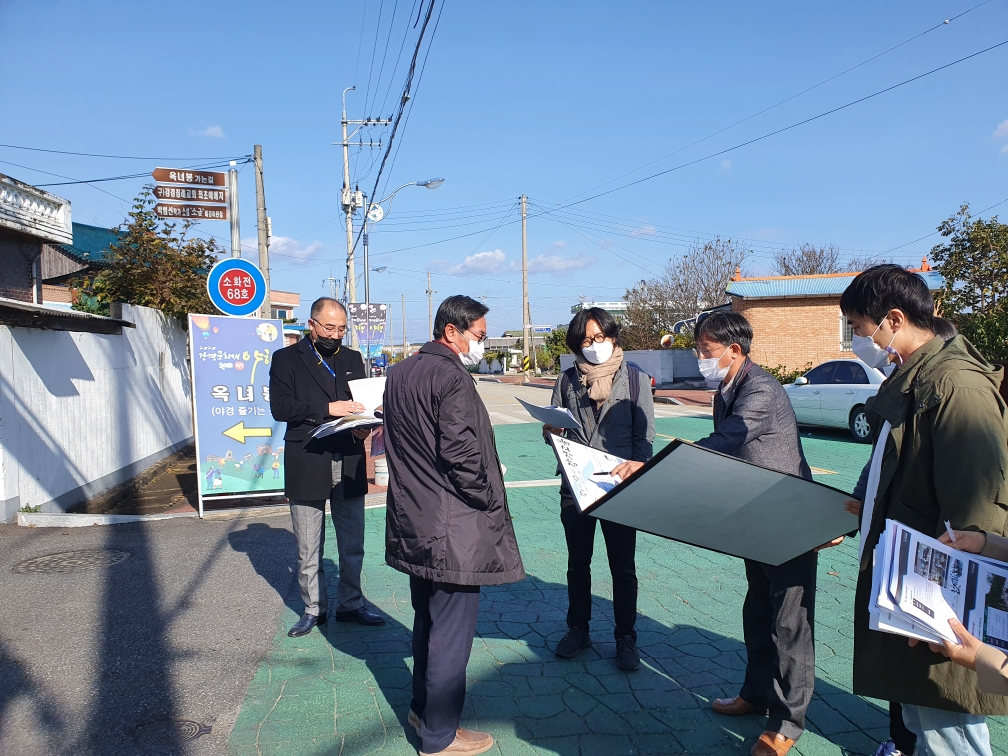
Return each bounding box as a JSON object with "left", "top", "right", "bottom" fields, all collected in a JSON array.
[
  {"left": 188, "top": 314, "right": 286, "bottom": 516},
  {"left": 206, "top": 258, "right": 267, "bottom": 317}
]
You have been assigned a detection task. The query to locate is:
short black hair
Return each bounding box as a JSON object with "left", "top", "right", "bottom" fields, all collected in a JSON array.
[
  {"left": 566, "top": 307, "right": 621, "bottom": 357},
  {"left": 693, "top": 311, "right": 752, "bottom": 355},
  {"left": 433, "top": 295, "right": 489, "bottom": 339},
  {"left": 309, "top": 297, "right": 346, "bottom": 320},
  {"left": 839, "top": 264, "right": 935, "bottom": 331},
  {"left": 932, "top": 316, "right": 958, "bottom": 341}
]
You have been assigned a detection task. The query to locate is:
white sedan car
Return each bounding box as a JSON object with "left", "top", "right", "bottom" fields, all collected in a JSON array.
[{"left": 784, "top": 358, "right": 886, "bottom": 442}]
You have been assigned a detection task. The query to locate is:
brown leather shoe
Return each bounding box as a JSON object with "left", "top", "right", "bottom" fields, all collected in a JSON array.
[
  {"left": 711, "top": 695, "right": 757, "bottom": 716},
  {"left": 750, "top": 731, "right": 795, "bottom": 756},
  {"left": 419, "top": 728, "right": 494, "bottom": 756}
]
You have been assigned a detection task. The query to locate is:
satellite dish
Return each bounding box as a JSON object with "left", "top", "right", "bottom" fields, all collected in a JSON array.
[{"left": 366, "top": 203, "right": 385, "bottom": 223}]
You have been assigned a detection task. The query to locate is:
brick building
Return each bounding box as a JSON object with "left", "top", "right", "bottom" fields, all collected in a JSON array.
[{"left": 726, "top": 265, "right": 944, "bottom": 372}]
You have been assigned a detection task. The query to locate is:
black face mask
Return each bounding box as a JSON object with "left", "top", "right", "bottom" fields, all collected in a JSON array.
[{"left": 314, "top": 336, "right": 341, "bottom": 356}]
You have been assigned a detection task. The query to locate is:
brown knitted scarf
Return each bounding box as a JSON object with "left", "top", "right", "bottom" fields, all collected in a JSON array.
[{"left": 575, "top": 345, "right": 624, "bottom": 405}]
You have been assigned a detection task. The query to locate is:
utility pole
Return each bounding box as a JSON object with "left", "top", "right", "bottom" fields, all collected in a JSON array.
[
  {"left": 521, "top": 194, "right": 529, "bottom": 377},
  {"left": 426, "top": 272, "right": 437, "bottom": 341},
  {"left": 402, "top": 293, "right": 407, "bottom": 358},
  {"left": 254, "top": 145, "right": 271, "bottom": 319},
  {"left": 227, "top": 162, "right": 241, "bottom": 258},
  {"left": 337, "top": 86, "right": 391, "bottom": 334}
]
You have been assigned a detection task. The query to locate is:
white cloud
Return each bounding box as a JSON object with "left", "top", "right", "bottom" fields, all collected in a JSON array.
[
  {"left": 527, "top": 252, "right": 596, "bottom": 274},
  {"left": 246, "top": 235, "right": 322, "bottom": 264},
  {"left": 1001, "top": 144, "right": 1008, "bottom": 155},
  {"left": 630, "top": 224, "right": 657, "bottom": 238},
  {"left": 190, "top": 125, "right": 226, "bottom": 139},
  {"left": 426, "top": 259, "right": 450, "bottom": 273},
  {"left": 994, "top": 119, "right": 1008, "bottom": 139},
  {"left": 452, "top": 249, "right": 511, "bottom": 276},
  {"left": 549, "top": 240, "right": 567, "bottom": 250},
  {"left": 720, "top": 159, "right": 732, "bottom": 171}
]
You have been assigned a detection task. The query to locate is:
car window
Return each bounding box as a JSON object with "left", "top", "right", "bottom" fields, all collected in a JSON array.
[
  {"left": 804, "top": 362, "right": 837, "bottom": 385},
  {"left": 831, "top": 362, "right": 869, "bottom": 385}
]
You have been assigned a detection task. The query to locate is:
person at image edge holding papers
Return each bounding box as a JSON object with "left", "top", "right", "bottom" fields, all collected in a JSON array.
[
  {"left": 918, "top": 529, "right": 1008, "bottom": 697},
  {"left": 617, "top": 311, "right": 817, "bottom": 756},
  {"left": 383, "top": 295, "right": 524, "bottom": 756},
  {"left": 832, "top": 264, "right": 1008, "bottom": 756},
  {"left": 542, "top": 306, "right": 655, "bottom": 672},
  {"left": 268, "top": 297, "right": 386, "bottom": 638}
]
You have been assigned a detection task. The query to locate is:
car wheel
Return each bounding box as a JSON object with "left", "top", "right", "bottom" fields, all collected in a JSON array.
[{"left": 849, "top": 405, "right": 871, "bottom": 443}]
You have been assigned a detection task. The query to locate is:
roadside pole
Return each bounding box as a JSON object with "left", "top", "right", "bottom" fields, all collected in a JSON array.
[
  {"left": 362, "top": 199, "right": 371, "bottom": 375},
  {"left": 228, "top": 164, "right": 241, "bottom": 258},
  {"left": 402, "top": 293, "right": 407, "bottom": 358},
  {"left": 254, "top": 145, "right": 271, "bottom": 319},
  {"left": 426, "top": 272, "right": 437, "bottom": 341},
  {"left": 521, "top": 194, "right": 529, "bottom": 378}
]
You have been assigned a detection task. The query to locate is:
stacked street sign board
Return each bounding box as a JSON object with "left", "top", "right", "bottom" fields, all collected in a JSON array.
[
  {"left": 871, "top": 518, "right": 1008, "bottom": 648},
  {"left": 151, "top": 167, "right": 228, "bottom": 221}
]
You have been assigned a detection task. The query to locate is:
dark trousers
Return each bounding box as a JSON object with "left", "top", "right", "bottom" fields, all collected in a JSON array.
[
  {"left": 410, "top": 577, "right": 481, "bottom": 753},
  {"left": 561, "top": 504, "right": 638, "bottom": 640},
  {"left": 739, "top": 551, "right": 817, "bottom": 742},
  {"left": 890, "top": 701, "right": 917, "bottom": 754}
]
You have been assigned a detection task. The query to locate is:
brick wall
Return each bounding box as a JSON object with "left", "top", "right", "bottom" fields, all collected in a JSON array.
[{"left": 732, "top": 296, "right": 851, "bottom": 372}]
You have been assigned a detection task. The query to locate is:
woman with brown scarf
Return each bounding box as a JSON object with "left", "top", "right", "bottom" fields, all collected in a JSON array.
[{"left": 542, "top": 307, "right": 655, "bottom": 672}]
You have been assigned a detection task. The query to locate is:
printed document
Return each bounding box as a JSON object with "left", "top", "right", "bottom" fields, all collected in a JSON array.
[
  {"left": 515, "top": 396, "right": 582, "bottom": 431},
  {"left": 549, "top": 435, "right": 625, "bottom": 511}
]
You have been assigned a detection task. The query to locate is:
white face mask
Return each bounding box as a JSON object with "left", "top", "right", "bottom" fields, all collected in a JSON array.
[
  {"left": 697, "top": 347, "right": 733, "bottom": 387},
  {"left": 582, "top": 339, "right": 614, "bottom": 365},
  {"left": 458, "top": 338, "right": 484, "bottom": 367},
  {"left": 851, "top": 320, "right": 900, "bottom": 369}
]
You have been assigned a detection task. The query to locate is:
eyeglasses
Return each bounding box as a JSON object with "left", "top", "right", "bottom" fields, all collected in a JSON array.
[
  {"left": 464, "top": 328, "right": 488, "bottom": 344},
  {"left": 311, "top": 320, "right": 347, "bottom": 337},
  {"left": 580, "top": 333, "right": 607, "bottom": 349}
]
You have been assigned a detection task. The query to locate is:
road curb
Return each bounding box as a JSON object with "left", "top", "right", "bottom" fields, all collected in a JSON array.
[{"left": 17, "top": 511, "right": 199, "bottom": 527}]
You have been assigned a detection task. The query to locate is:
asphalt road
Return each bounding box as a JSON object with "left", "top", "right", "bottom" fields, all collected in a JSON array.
[{"left": 0, "top": 510, "right": 297, "bottom": 756}]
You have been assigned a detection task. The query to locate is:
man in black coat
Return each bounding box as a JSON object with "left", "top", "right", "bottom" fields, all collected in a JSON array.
[
  {"left": 268, "top": 297, "right": 385, "bottom": 637},
  {"left": 384, "top": 295, "right": 524, "bottom": 756}
]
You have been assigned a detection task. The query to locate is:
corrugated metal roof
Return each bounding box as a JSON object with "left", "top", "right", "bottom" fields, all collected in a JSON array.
[
  {"left": 59, "top": 222, "right": 119, "bottom": 266},
  {"left": 727, "top": 270, "right": 944, "bottom": 299}
]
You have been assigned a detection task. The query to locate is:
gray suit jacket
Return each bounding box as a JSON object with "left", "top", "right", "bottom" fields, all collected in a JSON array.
[{"left": 697, "top": 358, "right": 812, "bottom": 481}]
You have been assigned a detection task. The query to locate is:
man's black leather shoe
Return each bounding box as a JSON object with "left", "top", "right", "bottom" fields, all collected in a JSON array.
[
  {"left": 335, "top": 607, "right": 387, "bottom": 626},
  {"left": 288, "top": 612, "right": 325, "bottom": 637}
]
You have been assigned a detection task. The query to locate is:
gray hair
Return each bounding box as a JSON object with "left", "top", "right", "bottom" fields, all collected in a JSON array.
[{"left": 310, "top": 297, "right": 346, "bottom": 320}]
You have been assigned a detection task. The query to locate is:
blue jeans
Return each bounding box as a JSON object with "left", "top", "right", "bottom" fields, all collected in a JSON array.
[{"left": 901, "top": 704, "right": 991, "bottom": 756}]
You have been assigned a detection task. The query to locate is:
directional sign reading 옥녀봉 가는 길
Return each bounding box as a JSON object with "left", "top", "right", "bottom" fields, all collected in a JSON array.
[{"left": 151, "top": 167, "right": 229, "bottom": 221}]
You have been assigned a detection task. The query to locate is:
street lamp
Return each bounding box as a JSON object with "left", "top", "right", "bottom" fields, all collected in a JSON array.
[{"left": 361, "top": 178, "right": 444, "bottom": 371}]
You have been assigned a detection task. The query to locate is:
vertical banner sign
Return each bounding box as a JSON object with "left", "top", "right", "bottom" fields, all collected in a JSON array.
[
  {"left": 348, "top": 303, "right": 387, "bottom": 358},
  {"left": 188, "top": 314, "right": 285, "bottom": 516}
]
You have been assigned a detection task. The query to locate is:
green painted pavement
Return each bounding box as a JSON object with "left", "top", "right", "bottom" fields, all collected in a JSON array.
[{"left": 229, "top": 420, "right": 1008, "bottom": 755}]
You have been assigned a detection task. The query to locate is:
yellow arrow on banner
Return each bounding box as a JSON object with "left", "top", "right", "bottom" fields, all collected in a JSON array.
[{"left": 222, "top": 422, "right": 273, "bottom": 444}]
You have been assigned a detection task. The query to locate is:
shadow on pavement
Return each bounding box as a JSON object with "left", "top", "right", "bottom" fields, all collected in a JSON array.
[
  {"left": 0, "top": 640, "right": 66, "bottom": 745},
  {"left": 310, "top": 571, "right": 886, "bottom": 755},
  {"left": 228, "top": 521, "right": 301, "bottom": 616}
]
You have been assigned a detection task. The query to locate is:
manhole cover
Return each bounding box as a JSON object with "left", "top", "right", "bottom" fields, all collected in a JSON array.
[
  {"left": 12, "top": 549, "right": 131, "bottom": 574},
  {"left": 135, "top": 719, "right": 212, "bottom": 750}
]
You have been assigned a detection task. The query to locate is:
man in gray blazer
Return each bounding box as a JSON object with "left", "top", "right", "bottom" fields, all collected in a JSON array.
[{"left": 693, "top": 312, "right": 815, "bottom": 756}]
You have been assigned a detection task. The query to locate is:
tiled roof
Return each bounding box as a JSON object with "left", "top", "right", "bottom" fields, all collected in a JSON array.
[
  {"left": 59, "top": 222, "right": 119, "bottom": 266},
  {"left": 727, "top": 270, "right": 944, "bottom": 299}
]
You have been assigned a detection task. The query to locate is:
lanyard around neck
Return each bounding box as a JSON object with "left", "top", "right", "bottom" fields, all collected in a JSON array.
[{"left": 309, "top": 339, "right": 339, "bottom": 378}]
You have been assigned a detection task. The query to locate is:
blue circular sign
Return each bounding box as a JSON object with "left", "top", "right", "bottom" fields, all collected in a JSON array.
[{"left": 206, "top": 258, "right": 267, "bottom": 316}]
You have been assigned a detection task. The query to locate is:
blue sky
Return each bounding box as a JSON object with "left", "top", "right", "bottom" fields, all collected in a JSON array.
[{"left": 2, "top": 1, "right": 1007, "bottom": 340}]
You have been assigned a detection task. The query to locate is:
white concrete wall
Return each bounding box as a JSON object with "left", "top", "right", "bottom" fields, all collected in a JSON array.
[
  {"left": 559, "top": 349, "right": 701, "bottom": 385},
  {"left": 0, "top": 305, "right": 193, "bottom": 522}
]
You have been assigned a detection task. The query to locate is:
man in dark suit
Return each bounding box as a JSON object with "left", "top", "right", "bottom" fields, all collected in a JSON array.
[
  {"left": 269, "top": 297, "right": 386, "bottom": 637},
  {"left": 694, "top": 312, "right": 814, "bottom": 756}
]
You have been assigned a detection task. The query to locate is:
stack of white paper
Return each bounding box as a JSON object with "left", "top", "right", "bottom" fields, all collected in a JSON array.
[
  {"left": 871, "top": 519, "right": 1008, "bottom": 649},
  {"left": 549, "top": 434, "right": 626, "bottom": 512},
  {"left": 306, "top": 377, "right": 386, "bottom": 441}
]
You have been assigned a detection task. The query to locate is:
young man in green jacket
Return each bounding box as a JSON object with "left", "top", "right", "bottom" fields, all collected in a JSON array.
[{"left": 838, "top": 265, "right": 1008, "bottom": 756}]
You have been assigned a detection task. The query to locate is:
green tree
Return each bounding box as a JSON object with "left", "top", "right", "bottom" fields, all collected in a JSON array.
[
  {"left": 930, "top": 204, "right": 1008, "bottom": 360},
  {"left": 74, "top": 185, "right": 221, "bottom": 323}
]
